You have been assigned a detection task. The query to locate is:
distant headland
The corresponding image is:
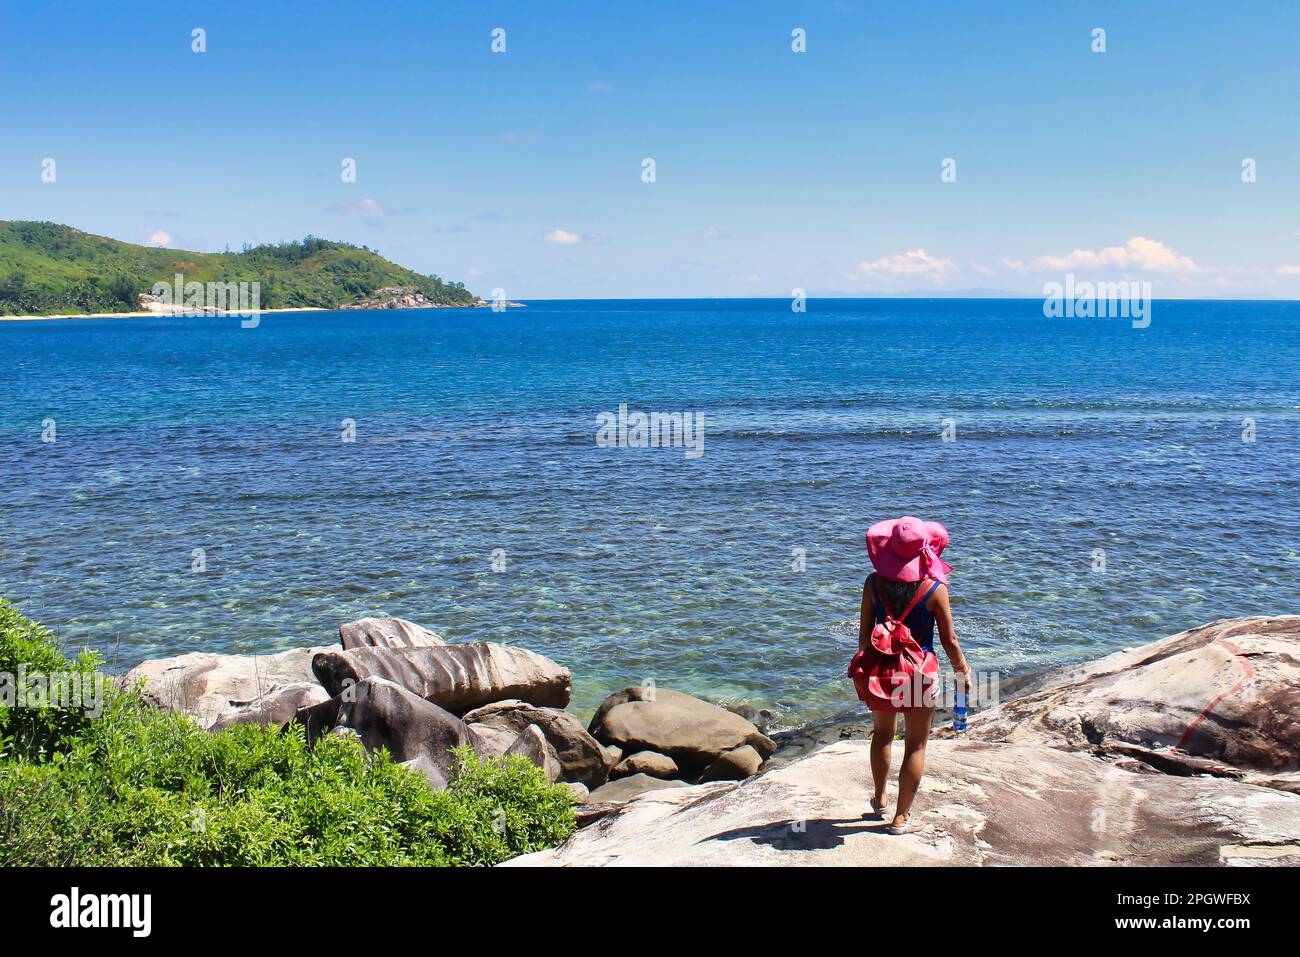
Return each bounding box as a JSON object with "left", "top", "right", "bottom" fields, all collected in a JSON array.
[{"left": 0, "top": 220, "right": 496, "bottom": 319}]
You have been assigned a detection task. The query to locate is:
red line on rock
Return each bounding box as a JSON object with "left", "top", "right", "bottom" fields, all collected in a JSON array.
[{"left": 1174, "top": 639, "right": 1255, "bottom": 752}]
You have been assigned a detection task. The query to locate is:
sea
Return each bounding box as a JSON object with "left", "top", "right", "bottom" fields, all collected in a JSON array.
[{"left": 1, "top": 298, "right": 1297, "bottom": 726}]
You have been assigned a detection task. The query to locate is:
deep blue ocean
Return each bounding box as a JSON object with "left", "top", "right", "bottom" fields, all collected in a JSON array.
[{"left": 1, "top": 299, "right": 1297, "bottom": 725}]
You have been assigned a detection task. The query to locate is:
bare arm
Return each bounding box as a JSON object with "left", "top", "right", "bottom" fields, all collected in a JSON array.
[
  {"left": 927, "top": 583, "right": 971, "bottom": 689},
  {"left": 857, "top": 576, "right": 875, "bottom": 653}
]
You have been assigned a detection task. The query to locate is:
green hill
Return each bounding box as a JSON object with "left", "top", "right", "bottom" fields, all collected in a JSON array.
[{"left": 0, "top": 221, "right": 478, "bottom": 316}]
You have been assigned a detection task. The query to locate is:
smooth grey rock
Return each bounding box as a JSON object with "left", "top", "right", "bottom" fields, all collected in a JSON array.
[
  {"left": 295, "top": 676, "right": 472, "bottom": 787},
  {"left": 401, "top": 754, "right": 450, "bottom": 791},
  {"left": 586, "top": 773, "right": 692, "bottom": 805},
  {"left": 563, "top": 781, "right": 590, "bottom": 803},
  {"left": 588, "top": 687, "right": 776, "bottom": 773},
  {"left": 699, "top": 744, "right": 763, "bottom": 782},
  {"left": 463, "top": 699, "right": 611, "bottom": 789},
  {"left": 968, "top": 615, "right": 1300, "bottom": 785},
  {"left": 312, "top": 642, "right": 572, "bottom": 715},
  {"left": 612, "top": 750, "right": 679, "bottom": 780},
  {"left": 121, "top": 646, "right": 330, "bottom": 731},
  {"left": 505, "top": 724, "right": 563, "bottom": 782},
  {"left": 338, "top": 617, "right": 445, "bottom": 651}
]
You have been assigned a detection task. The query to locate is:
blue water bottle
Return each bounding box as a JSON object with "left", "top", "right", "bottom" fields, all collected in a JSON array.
[{"left": 953, "top": 685, "right": 968, "bottom": 733}]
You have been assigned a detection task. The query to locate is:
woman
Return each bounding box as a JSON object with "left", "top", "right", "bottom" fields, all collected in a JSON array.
[{"left": 851, "top": 516, "right": 971, "bottom": 834}]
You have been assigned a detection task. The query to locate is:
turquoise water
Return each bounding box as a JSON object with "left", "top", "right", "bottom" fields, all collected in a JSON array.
[{"left": 1, "top": 298, "right": 1298, "bottom": 724}]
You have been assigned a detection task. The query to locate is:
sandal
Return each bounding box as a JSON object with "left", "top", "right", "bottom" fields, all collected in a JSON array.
[
  {"left": 868, "top": 795, "right": 888, "bottom": 819},
  {"left": 887, "top": 813, "right": 916, "bottom": 835}
]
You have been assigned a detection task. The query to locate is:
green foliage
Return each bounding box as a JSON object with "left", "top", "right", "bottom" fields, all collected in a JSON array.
[
  {"left": 0, "top": 600, "right": 575, "bottom": 866},
  {"left": 0, "top": 597, "right": 103, "bottom": 762},
  {"left": 0, "top": 220, "right": 477, "bottom": 315}
]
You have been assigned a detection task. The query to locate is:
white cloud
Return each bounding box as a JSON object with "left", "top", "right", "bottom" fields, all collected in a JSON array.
[
  {"left": 729, "top": 273, "right": 763, "bottom": 283},
  {"left": 1033, "top": 236, "right": 1199, "bottom": 274},
  {"left": 1277, "top": 265, "right": 1300, "bottom": 275},
  {"left": 500, "top": 131, "right": 540, "bottom": 144},
  {"left": 856, "top": 248, "right": 955, "bottom": 279},
  {"left": 587, "top": 80, "right": 613, "bottom": 93},
  {"left": 703, "top": 224, "right": 725, "bottom": 239},
  {"left": 329, "top": 197, "right": 397, "bottom": 220},
  {"left": 543, "top": 229, "right": 581, "bottom": 244},
  {"left": 467, "top": 266, "right": 483, "bottom": 277},
  {"left": 146, "top": 230, "right": 172, "bottom": 247}
]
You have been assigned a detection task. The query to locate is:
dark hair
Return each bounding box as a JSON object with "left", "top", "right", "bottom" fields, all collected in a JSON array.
[{"left": 877, "top": 575, "right": 922, "bottom": 618}]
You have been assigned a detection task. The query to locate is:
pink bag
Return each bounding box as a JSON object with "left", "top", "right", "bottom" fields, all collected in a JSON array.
[{"left": 847, "top": 578, "right": 940, "bottom": 712}]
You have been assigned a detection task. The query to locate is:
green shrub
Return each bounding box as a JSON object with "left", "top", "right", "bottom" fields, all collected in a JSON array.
[
  {"left": 0, "top": 599, "right": 576, "bottom": 866},
  {"left": 0, "top": 597, "right": 103, "bottom": 761}
]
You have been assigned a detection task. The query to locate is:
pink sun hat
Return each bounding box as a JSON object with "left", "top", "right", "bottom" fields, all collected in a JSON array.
[{"left": 866, "top": 516, "right": 953, "bottom": 583}]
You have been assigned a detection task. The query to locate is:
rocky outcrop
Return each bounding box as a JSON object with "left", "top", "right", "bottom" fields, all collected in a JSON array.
[
  {"left": 341, "top": 287, "right": 439, "bottom": 311},
  {"left": 339, "top": 287, "right": 523, "bottom": 311},
  {"left": 120, "top": 646, "right": 330, "bottom": 731},
  {"left": 967, "top": 615, "right": 1300, "bottom": 792},
  {"left": 506, "top": 738, "right": 1300, "bottom": 867},
  {"left": 463, "top": 699, "right": 611, "bottom": 789},
  {"left": 588, "top": 687, "right": 776, "bottom": 778},
  {"left": 297, "top": 676, "right": 473, "bottom": 787},
  {"left": 338, "top": 617, "right": 445, "bottom": 651},
  {"left": 312, "top": 642, "right": 572, "bottom": 715},
  {"left": 507, "top": 617, "right": 1300, "bottom": 866}
]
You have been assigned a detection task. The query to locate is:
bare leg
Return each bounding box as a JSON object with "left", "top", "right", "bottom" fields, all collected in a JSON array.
[
  {"left": 893, "top": 706, "right": 935, "bottom": 827},
  {"left": 869, "top": 710, "right": 897, "bottom": 811}
]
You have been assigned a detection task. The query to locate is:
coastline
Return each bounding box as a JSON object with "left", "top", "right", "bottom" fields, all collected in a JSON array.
[
  {"left": 0, "top": 306, "right": 326, "bottom": 322},
  {"left": 105, "top": 612, "right": 1300, "bottom": 866},
  {"left": 508, "top": 615, "right": 1300, "bottom": 866},
  {"left": 0, "top": 303, "right": 518, "bottom": 322}
]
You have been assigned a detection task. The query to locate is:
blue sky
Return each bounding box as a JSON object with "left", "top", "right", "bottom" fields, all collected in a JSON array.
[{"left": 2, "top": 1, "right": 1299, "bottom": 299}]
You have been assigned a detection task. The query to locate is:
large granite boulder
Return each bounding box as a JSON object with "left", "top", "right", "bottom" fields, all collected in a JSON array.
[
  {"left": 295, "top": 676, "right": 472, "bottom": 787},
  {"left": 463, "top": 699, "right": 612, "bottom": 789},
  {"left": 588, "top": 687, "right": 776, "bottom": 775},
  {"left": 120, "top": 646, "right": 330, "bottom": 731},
  {"left": 968, "top": 615, "right": 1300, "bottom": 786},
  {"left": 338, "top": 617, "right": 445, "bottom": 651},
  {"left": 312, "top": 642, "right": 572, "bottom": 715},
  {"left": 504, "top": 738, "right": 1300, "bottom": 867}
]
